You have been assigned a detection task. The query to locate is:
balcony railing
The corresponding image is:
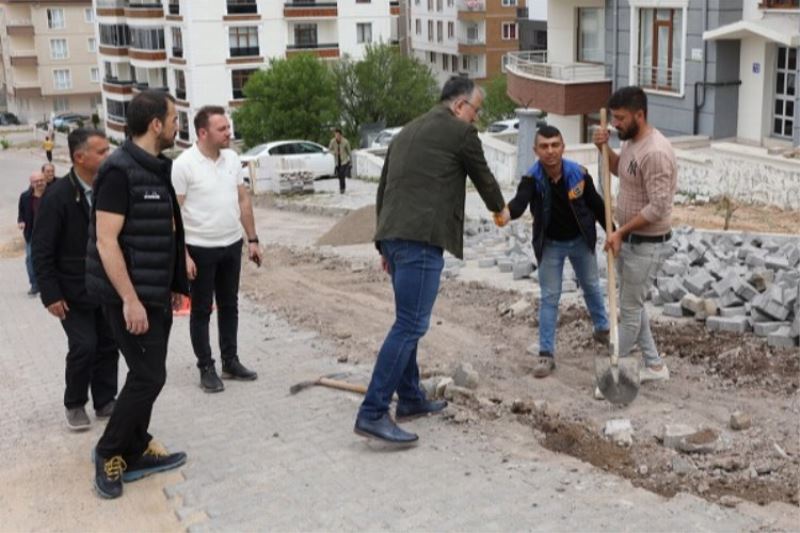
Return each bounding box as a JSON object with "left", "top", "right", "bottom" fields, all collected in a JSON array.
[
  {"left": 230, "top": 46, "right": 260, "bottom": 57},
  {"left": 134, "top": 82, "right": 169, "bottom": 91},
  {"left": 103, "top": 77, "right": 135, "bottom": 86},
  {"left": 96, "top": 0, "right": 126, "bottom": 7},
  {"left": 284, "top": 1, "right": 337, "bottom": 5},
  {"left": 505, "top": 51, "right": 609, "bottom": 83},
  {"left": 458, "top": 36, "right": 485, "bottom": 46},
  {"left": 287, "top": 42, "right": 338, "bottom": 50},
  {"left": 127, "top": 2, "right": 164, "bottom": 8},
  {"left": 759, "top": 0, "right": 799, "bottom": 8},
  {"left": 457, "top": 0, "right": 485, "bottom": 12},
  {"left": 633, "top": 64, "right": 681, "bottom": 93},
  {"left": 227, "top": 2, "right": 258, "bottom": 14},
  {"left": 172, "top": 47, "right": 183, "bottom": 58}
]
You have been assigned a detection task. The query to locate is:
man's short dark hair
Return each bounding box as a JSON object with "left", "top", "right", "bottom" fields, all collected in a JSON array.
[
  {"left": 194, "top": 105, "right": 226, "bottom": 135},
  {"left": 126, "top": 90, "right": 175, "bottom": 137},
  {"left": 534, "top": 125, "right": 563, "bottom": 145},
  {"left": 608, "top": 86, "right": 648, "bottom": 117},
  {"left": 333, "top": 127, "right": 342, "bottom": 135},
  {"left": 41, "top": 162, "right": 55, "bottom": 172},
  {"left": 68, "top": 128, "right": 106, "bottom": 162},
  {"left": 440, "top": 76, "right": 476, "bottom": 103}
]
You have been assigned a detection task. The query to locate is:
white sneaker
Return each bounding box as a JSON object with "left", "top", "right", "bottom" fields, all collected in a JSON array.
[
  {"left": 640, "top": 363, "right": 669, "bottom": 383},
  {"left": 593, "top": 386, "right": 605, "bottom": 401}
]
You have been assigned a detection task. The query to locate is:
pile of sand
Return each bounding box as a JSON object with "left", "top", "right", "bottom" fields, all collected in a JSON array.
[{"left": 316, "top": 205, "right": 377, "bottom": 247}]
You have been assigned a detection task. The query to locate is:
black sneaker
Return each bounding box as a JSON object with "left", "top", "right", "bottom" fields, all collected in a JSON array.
[
  {"left": 222, "top": 357, "right": 258, "bottom": 381},
  {"left": 123, "top": 440, "right": 187, "bottom": 482},
  {"left": 65, "top": 406, "right": 91, "bottom": 431},
  {"left": 93, "top": 448, "right": 125, "bottom": 499},
  {"left": 95, "top": 400, "right": 116, "bottom": 419},
  {"left": 199, "top": 365, "right": 224, "bottom": 393}
]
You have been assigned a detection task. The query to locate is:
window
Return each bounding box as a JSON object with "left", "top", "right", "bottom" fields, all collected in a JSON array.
[
  {"left": 427, "top": 0, "right": 433, "bottom": 9},
  {"left": 90, "top": 67, "right": 100, "bottom": 83},
  {"left": 501, "top": 0, "right": 517, "bottom": 5},
  {"left": 447, "top": 21, "right": 454, "bottom": 39},
  {"left": 85, "top": 7, "right": 95, "bottom": 23},
  {"left": 130, "top": 27, "right": 165, "bottom": 50},
  {"left": 99, "top": 24, "right": 131, "bottom": 47},
  {"left": 773, "top": 46, "right": 797, "bottom": 138},
  {"left": 357, "top": 23, "right": 372, "bottom": 44},
  {"left": 227, "top": 0, "right": 257, "bottom": 15},
  {"left": 427, "top": 20, "right": 433, "bottom": 41},
  {"left": 415, "top": 19, "right": 421, "bottom": 35},
  {"left": 577, "top": 8, "right": 604, "bottom": 63},
  {"left": 106, "top": 99, "right": 128, "bottom": 122},
  {"left": 294, "top": 24, "right": 317, "bottom": 47},
  {"left": 429, "top": 51, "right": 436, "bottom": 63},
  {"left": 88, "top": 38, "right": 97, "bottom": 53},
  {"left": 169, "top": 0, "right": 180, "bottom": 15},
  {"left": 47, "top": 8, "right": 65, "bottom": 29},
  {"left": 232, "top": 68, "right": 256, "bottom": 99},
  {"left": 178, "top": 111, "right": 189, "bottom": 141},
  {"left": 447, "top": 0, "right": 453, "bottom": 6},
  {"left": 436, "top": 21, "right": 443, "bottom": 42},
  {"left": 175, "top": 70, "right": 186, "bottom": 100},
  {"left": 229, "top": 26, "right": 259, "bottom": 56},
  {"left": 172, "top": 27, "right": 183, "bottom": 57},
  {"left": 466, "top": 23, "right": 479, "bottom": 42},
  {"left": 50, "top": 39, "right": 68, "bottom": 59},
  {"left": 451, "top": 54, "right": 458, "bottom": 72},
  {"left": 53, "top": 69, "right": 72, "bottom": 90},
  {"left": 501, "top": 22, "right": 517, "bottom": 40},
  {"left": 637, "top": 8, "right": 682, "bottom": 92},
  {"left": 442, "top": 54, "right": 449, "bottom": 70},
  {"left": 436, "top": 0, "right": 442, "bottom": 10},
  {"left": 90, "top": 94, "right": 103, "bottom": 110},
  {"left": 53, "top": 97, "right": 69, "bottom": 113}
]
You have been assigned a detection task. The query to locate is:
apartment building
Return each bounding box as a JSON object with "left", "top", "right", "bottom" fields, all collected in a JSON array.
[
  {"left": 95, "top": 0, "right": 400, "bottom": 145},
  {"left": 0, "top": 0, "right": 102, "bottom": 123},
  {"left": 408, "top": 0, "right": 525, "bottom": 85},
  {"left": 505, "top": 0, "right": 799, "bottom": 148}
]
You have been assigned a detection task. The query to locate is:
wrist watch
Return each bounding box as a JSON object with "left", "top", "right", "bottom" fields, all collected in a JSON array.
[{"left": 248, "top": 237, "right": 259, "bottom": 244}]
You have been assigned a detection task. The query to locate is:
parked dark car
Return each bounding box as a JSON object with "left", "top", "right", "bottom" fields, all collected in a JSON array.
[{"left": 0, "top": 112, "right": 21, "bottom": 126}]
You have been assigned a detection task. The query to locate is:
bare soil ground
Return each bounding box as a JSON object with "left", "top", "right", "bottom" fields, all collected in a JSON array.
[
  {"left": 672, "top": 202, "right": 800, "bottom": 234},
  {"left": 241, "top": 245, "right": 800, "bottom": 512}
]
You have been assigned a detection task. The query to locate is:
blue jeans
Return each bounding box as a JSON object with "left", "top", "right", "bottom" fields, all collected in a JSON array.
[
  {"left": 25, "top": 241, "right": 37, "bottom": 291},
  {"left": 537, "top": 237, "right": 608, "bottom": 355},
  {"left": 358, "top": 239, "right": 444, "bottom": 420}
]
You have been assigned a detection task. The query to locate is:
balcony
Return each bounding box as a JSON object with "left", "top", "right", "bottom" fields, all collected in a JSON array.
[
  {"left": 505, "top": 51, "right": 611, "bottom": 116},
  {"left": 457, "top": 0, "right": 484, "bottom": 20},
  {"left": 6, "top": 20, "right": 34, "bottom": 37},
  {"left": 458, "top": 36, "right": 485, "bottom": 54},
  {"left": 125, "top": 2, "right": 164, "bottom": 19},
  {"left": 102, "top": 77, "right": 135, "bottom": 95},
  {"left": 284, "top": 2, "right": 338, "bottom": 18},
  {"left": 230, "top": 46, "right": 260, "bottom": 58},
  {"left": 633, "top": 64, "right": 682, "bottom": 94},
  {"left": 228, "top": 1, "right": 258, "bottom": 14},
  {"left": 759, "top": 0, "right": 799, "bottom": 8},
  {"left": 96, "top": 0, "right": 126, "bottom": 15},
  {"left": 133, "top": 82, "right": 169, "bottom": 93},
  {"left": 10, "top": 52, "right": 37, "bottom": 67},
  {"left": 286, "top": 42, "right": 340, "bottom": 59},
  {"left": 390, "top": 0, "right": 399, "bottom": 15}
]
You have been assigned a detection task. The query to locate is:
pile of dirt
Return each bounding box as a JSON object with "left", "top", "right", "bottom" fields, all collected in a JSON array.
[
  {"left": 0, "top": 235, "right": 24, "bottom": 258},
  {"left": 316, "top": 205, "right": 376, "bottom": 247}
]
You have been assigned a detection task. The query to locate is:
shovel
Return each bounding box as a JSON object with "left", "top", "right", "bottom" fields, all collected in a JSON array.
[{"left": 594, "top": 108, "right": 640, "bottom": 406}]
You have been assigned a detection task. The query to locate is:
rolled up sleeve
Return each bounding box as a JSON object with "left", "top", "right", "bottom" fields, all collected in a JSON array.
[{"left": 639, "top": 152, "right": 675, "bottom": 224}]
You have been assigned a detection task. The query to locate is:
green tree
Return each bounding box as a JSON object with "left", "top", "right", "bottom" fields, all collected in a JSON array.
[
  {"left": 332, "top": 43, "right": 437, "bottom": 140},
  {"left": 479, "top": 74, "right": 517, "bottom": 128},
  {"left": 232, "top": 53, "right": 338, "bottom": 147}
]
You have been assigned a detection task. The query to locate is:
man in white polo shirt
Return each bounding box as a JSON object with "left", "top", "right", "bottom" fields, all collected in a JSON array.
[{"left": 172, "top": 106, "right": 263, "bottom": 392}]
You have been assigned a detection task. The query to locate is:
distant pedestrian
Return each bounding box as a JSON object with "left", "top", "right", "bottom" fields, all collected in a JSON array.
[
  {"left": 32, "top": 128, "right": 119, "bottom": 431},
  {"left": 328, "top": 128, "right": 351, "bottom": 194},
  {"left": 355, "top": 76, "right": 506, "bottom": 445},
  {"left": 172, "top": 106, "right": 261, "bottom": 393},
  {"left": 592, "top": 86, "right": 677, "bottom": 386},
  {"left": 86, "top": 90, "right": 189, "bottom": 499},
  {"left": 43, "top": 135, "right": 54, "bottom": 163},
  {"left": 42, "top": 162, "right": 56, "bottom": 185},
  {"left": 17, "top": 171, "right": 46, "bottom": 295}
]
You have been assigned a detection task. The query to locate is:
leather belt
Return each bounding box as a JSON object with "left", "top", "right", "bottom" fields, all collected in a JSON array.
[{"left": 622, "top": 231, "right": 672, "bottom": 244}]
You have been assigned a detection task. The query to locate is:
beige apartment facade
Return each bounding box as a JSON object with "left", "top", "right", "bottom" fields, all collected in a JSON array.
[{"left": 0, "top": 0, "right": 101, "bottom": 123}]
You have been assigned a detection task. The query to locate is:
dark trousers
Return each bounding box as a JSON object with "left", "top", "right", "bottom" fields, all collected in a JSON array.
[
  {"left": 187, "top": 240, "right": 242, "bottom": 368},
  {"left": 96, "top": 303, "right": 172, "bottom": 460},
  {"left": 46, "top": 150, "right": 53, "bottom": 163},
  {"left": 336, "top": 163, "right": 350, "bottom": 193},
  {"left": 60, "top": 306, "right": 119, "bottom": 410}
]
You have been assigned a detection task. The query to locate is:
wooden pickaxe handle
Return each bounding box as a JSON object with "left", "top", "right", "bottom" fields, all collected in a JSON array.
[{"left": 317, "top": 377, "right": 368, "bottom": 394}]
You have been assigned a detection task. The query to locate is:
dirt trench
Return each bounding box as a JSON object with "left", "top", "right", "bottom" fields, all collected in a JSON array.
[{"left": 241, "top": 245, "right": 800, "bottom": 509}]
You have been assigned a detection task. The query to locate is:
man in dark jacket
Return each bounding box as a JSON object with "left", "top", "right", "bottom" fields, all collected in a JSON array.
[
  {"left": 32, "top": 128, "right": 118, "bottom": 431},
  {"left": 354, "top": 76, "right": 506, "bottom": 445},
  {"left": 17, "top": 171, "right": 47, "bottom": 295},
  {"left": 86, "top": 91, "right": 189, "bottom": 499},
  {"left": 499, "top": 125, "right": 610, "bottom": 378}
]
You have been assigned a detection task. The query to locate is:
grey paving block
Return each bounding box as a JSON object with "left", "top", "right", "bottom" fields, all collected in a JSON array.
[
  {"left": 734, "top": 280, "right": 759, "bottom": 302},
  {"left": 684, "top": 270, "right": 715, "bottom": 296},
  {"left": 765, "top": 255, "right": 790, "bottom": 271},
  {"left": 719, "top": 306, "right": 747, "bottom": 318},
  {"left": 478, "top": 258, "right": 496, "bottom": 268},
  {"left": 717, "top": 289, "right": 743, "bottom": 308},
  {"left": 753, "top": 321, "right": 790, "bottom": 337},
  {"left": 745, "top": 252, "right": 766, "bottom": 268},
  {"left": 513, "top": 261, "right": 533, "bottom": 280},
  {"left": 767, "top": 327, "right": 799, "bottom": 348},
  {"left": 497, "top": 259, "right": 513, "bottom": 273},
  {"left": 706, "top": 316, "right": 750, "bottom": 334},
  {"left": 663, "top": 302, "right": 686, "bottom": 317}
]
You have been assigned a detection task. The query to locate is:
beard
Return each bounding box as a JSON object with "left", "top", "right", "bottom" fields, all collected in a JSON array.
[
  {"left": 158, "top": 130, "right": 176, "bottom": 151},
  {"left": 617, "top": 121, "right": 639, "bottom": 141}
]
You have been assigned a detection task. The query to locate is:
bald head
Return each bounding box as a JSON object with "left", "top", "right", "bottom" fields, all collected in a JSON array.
[{"left": 29, "top": 171, "right": 46, "bottom": 195}]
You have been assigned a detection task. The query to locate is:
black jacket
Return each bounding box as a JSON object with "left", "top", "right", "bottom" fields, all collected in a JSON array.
[
  {"left": 17, "top": 188, "right": 40, "bottom": 243},
  {"left": 508, "top": 159, "right": 609, "bottom": 263},
  {"left": 86, "top": 141, "right": 189, "bottom": 307},
  {"left": 32, "top": 169, "right": 95, "bottom": 308}
]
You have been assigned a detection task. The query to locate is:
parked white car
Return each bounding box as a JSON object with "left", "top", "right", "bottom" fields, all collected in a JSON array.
[
  {"left": 370, "top": 127, "right": 402, "bottom": 148},
  {"left": 486, "top": 119, "right": 519, "bottom": 133},
  {"left": 239, "top": 140, "right": 336, "bottom": 182}
]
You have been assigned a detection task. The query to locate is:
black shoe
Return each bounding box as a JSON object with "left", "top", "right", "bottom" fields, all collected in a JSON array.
[
  {"left": 93, "top": 448, "right": 125, "bottom": 499},
  {"left": 593, "top": 330, "right": 610, "bottom": 346},
  {"left": 395, "top": 399, "right": 448, "bottom": 421},
  {"left": 27, "top": 287, "right": 39, "bottom": 296},
  {"left": 199, "top": 365, "right": 224, "bottom": 393},
  {"left": 354, "top": 414, "right": 419, "bottom": 445},
  {"left": 95, "top": 400, "right": 115, "bottom": 419},
  {"left": 123, "top": 440, "right": 187, "bottom": 482},
  {"left": 221, "top": 357, "right": 258, "bottom": 381}
]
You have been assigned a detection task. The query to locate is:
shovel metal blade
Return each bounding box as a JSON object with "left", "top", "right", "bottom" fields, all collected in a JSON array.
[{"left": 595, "top": 355, "right": 640, "bottom": 406}]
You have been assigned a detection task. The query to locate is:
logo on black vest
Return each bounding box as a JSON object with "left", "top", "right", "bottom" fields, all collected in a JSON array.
[{"left": 143, "top": 191, "right": 161, "bottom": 200}]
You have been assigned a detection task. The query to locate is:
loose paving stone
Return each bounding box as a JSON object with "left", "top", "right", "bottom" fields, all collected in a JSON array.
[
  {"left": 603, "top": 419, "right": 634, "bottom": 447},
  {"left": 729, "top": 411, "right": 752, "bottom": 431},
  {"left": 767, "top": 327, "right": 798, "bottom": 348},
  {"left": 660, "top": 423, "right": 696, "bottom": 450},
  {"left": 452, "top": 362, "right": 480, "bottom": 390},
  {"left": 707, "top": 316, "right": 750, "bottom": 334}
]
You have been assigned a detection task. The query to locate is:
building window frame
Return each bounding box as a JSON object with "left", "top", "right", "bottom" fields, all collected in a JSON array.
[
  {"left": 357, "top": 22, "right": 373, "bottom": 44},
  {"left": 229, "top": 26, "right": 260, "bottom": 56},
  {"left": 232, "top": 68, "right": 256, "bottom": 100},
  {"left": 501, "top": 22, "right": 517, "bottom": 40},
  {"left": 53, "top": 69, "right": 72, "bottom": 90},
  {"left": 88, "top": 37, "right": 97, "bottom": 53},
  {"left": 85, "top": 7, "right": 95, "bottom": 23},
  {"left": 628, "top": 0, "right": 687, "bottom": 98},
  {"left": 47, "top": 8, "right": 65, "bottom": 30},
  {"left": 50, "top": 38, "right": 69, "bottom": 60},
  {"left": 90, "top": 67, "right": 100, "bottom": 83},
  {"left": 577, "top": 7, "right": 605, "bottom": 64},
  {"left": 53, "top": 96, "right": 70, "bottom": 113},
  {"left": 772, "top": 46, "right": 797, "bottom": 138}
]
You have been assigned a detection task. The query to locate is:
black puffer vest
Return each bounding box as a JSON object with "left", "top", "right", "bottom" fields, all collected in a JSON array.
[{"left": 86, "top": 140, "right": 189, "bottom": 307}]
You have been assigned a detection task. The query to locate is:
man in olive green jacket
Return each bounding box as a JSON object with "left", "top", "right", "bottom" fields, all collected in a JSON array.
[
  {"left": 328, "top": 128, "right": 351, "bottom": 194},
  {"left": 355, "top": 76, "right": 506, "bottom": 445}
]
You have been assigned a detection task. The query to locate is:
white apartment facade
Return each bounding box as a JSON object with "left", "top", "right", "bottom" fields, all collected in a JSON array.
[
  {"left": 95, "top": 0, "right": 400, "bottom": 145},
  {"left": 408, "top": 0, "right": 524, "bottom": 85},
  {"left": 0, "top": 0, "right": 102, "bottom": 123}
]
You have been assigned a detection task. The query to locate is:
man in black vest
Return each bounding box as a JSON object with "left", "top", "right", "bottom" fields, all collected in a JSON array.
[
  {"left": 32, "top": 128, "right": 119, "bottom": 431},
  {"left": 86, "top": 91, "right": 190, "bottom": 499}
]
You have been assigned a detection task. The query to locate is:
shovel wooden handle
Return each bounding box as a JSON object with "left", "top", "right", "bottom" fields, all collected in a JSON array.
[
  {"left": 600, "top": 108, "right": 619, "bottom": 365},
  {"left": 317, "top": 377, "right": 368, "bottom": 395}
]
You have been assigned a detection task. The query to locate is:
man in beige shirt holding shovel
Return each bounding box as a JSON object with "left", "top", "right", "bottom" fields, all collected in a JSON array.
[{"left": 592, "top": 86, "right": 677, "bottom": 384}]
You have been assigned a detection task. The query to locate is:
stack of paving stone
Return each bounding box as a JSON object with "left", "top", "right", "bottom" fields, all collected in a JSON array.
[
  {"left": 455, "top": 220, "right": 541, "bottom": 282},
  {"left": 653, "top": 227, "right": 800, "bottom": 348},
  {"left": 274, "top": 170, "right": 315, "bottom": 195}
]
